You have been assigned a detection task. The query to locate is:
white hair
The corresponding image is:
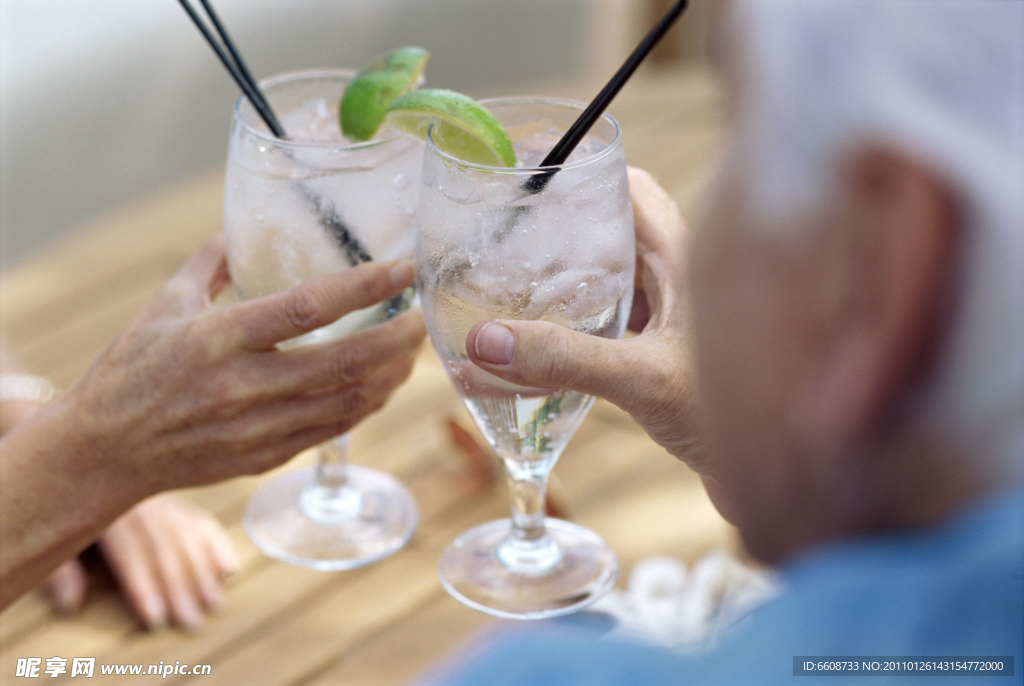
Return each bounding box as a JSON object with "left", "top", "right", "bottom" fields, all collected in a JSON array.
[{"left": 729, "top": 0, "right": 1024, "bottom": 481}]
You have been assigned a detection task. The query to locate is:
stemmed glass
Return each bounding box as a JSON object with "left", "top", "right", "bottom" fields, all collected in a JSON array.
[
  {"left": 224, "top": 68, "right": 421, "bottom": 570},
  {"left": 417, "top": 97, "right": 635, "bottom": 618}
]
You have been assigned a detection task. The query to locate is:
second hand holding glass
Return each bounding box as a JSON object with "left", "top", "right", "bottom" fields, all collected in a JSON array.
[
  {"left": 412, "top": 0, "right": 687, "bottom": 619},
  {"left": 417, "top": 98, "right": 635, "bottom": 618}
]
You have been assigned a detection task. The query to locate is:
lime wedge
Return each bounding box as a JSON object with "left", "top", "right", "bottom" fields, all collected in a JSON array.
[
  {"left": 384, "top": 89, "right": 516, "bottom": 167},
  {"left": 340, "top": 46, "right": 429, "bottom": 142}
]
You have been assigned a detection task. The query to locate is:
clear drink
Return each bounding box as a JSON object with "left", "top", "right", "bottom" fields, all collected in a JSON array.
[
  {"left": 225, "top": 69, "right": 421, "bottom": 346},
  {"left": 418, "top": 97, "right": 634, "bottom": 618},
  {"left": 225, "top": 69, "right": 421, "bottom": 570},
  {"left": 430, "top": 272, "right": 629, "bottom": 475}
]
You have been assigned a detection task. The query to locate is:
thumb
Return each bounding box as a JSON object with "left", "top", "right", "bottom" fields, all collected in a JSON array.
[
  {"left": 150, "top": 235, "right": 230, "bottom": 319},
  {"left": 466, "top": 320, "right": 654, "bottom": 413},
  {"left": 468, "top": 319, "right": 703, "bottom": 466}
]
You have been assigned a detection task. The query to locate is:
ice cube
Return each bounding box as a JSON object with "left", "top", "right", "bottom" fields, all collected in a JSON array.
[
  {"left": 512, "top": 129, "right": 609, "bottom": 168},
  {"left": 280, "top": 98, "right": 345, "bottom": 143},
  {"left": 513, "top": 128, "right": 562, "bottom": 168}
]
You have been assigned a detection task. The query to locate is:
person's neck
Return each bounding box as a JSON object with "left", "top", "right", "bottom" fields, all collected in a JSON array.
[
  {"left": 823, "top": 430, "right": 996, "bottom": 548},
  {"left": 758, "top": 430, "right": 1000, "bottom": 566}
]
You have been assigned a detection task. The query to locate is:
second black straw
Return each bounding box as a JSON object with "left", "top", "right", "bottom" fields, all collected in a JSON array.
[{"left": 524, "top": 0, "right": 688, "bottom": 194}]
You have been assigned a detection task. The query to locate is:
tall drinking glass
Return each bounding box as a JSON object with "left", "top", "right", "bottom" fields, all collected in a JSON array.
[
  {"left": 417, "top": 98, "right": 634, "bottom": 618},
  {"left": 224, "top": 69, "right": 421, "bottom": 570}
]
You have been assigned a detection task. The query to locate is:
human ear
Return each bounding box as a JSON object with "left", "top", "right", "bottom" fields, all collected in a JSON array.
[{"left": 793, "top": 146, "right": 960, "bottom": 453}]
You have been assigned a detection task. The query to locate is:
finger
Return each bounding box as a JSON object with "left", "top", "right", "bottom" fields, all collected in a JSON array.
[
  {"left": 171, "top": 235, "right": 230, "bottom": 298},
  {"left": 311, "top": 351, "right": 418, "bottom": 427},
  {"left": 466, "top": 319, "right": 667, "bottom": 415},
  {"left": 628, "top": 285, "right": 652, "bottom": 333},
  {"left": 626, "top": 168, "right": 690, "bottom": 334},
  {"left": 272, "top": 309, "right": 425, "bottom": 392},
  {"left": 628, "top": 167, "right": 686, "bottom": 255},
  {"left": 146, "top": 236, "right": 230, "bottom": 320},
  {"left": 99, "top": 518, "right": 168, "bottom": 630},
  {"left": 469, "top": 319, "right": 702, "bottom": 463},
  {"left": 206, "top": 244, "right": 232, "bottom": 300},
  {"left": 175, "top": 499, "right": 237, "bottom": 598},
  {"left": 195, "top": 511, "right": 239, "bottom": 579},
  {"left": 227, "top": 353, "right": 419, "bottom": 475},
  {"left": 144, "top": 519, "right": 204, "bottom": 630},
  {"left": 227, "top": 260, "right": 416, "bottom": 350},
  {"left": 42, "top": 558, "right": 88, "bottom": 614},
  {"left": 163, "top": 505, "right": 228, "bottom": 613}
]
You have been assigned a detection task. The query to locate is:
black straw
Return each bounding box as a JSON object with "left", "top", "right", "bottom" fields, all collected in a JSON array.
[
  {"left": 523, "top": 0, "right": 687, "bottom": 194},
  {"left": 178, "top": 0, "right": 377, "bottom": 264},
  {"left": 177, "top": 0, "right": 287, "bottom": 138}
]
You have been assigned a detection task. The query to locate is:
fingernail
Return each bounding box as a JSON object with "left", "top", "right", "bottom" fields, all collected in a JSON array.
[
  {"left": 474, "top": 322, "right": 515, "bottom": 365},
  {"left": 51, "top": 585, "right": 81, "bottom": 614},
  {"left": 174, "top": 598, "right": 204, "bottom": 631},
  {"left": 390, "top": 261, "right": 415, "bottom": 289},
  {"left": 201, "top": 580, "right": 226, "bottom": 612},
  {"left": 141, "top": 596, "right": 167, "bottom": 631}
]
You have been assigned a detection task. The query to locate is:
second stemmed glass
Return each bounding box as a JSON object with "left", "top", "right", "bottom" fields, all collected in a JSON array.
[
  {"left": 224, "top": 68, "right": 421, "bottom": 570},
  {"left": 417, "top": 98, "right": 635, "bottom": 618}
]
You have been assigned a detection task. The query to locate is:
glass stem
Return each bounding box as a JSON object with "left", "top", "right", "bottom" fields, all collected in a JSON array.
[
  {"left": 316, "top": 434, "right": 350, "bottom": 490},
  {"left": 498, "top": 464, "right": 562, "bottom": 573},
  {"left": 507, "top": 472, "right": 548, "bottom": 542},
  {"left": 300, "top": 434, "right": 361, "bottom": 522}
]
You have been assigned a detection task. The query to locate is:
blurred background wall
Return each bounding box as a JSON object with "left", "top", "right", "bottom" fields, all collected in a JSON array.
[{"left": 0, "top": 0, "right": 719, "bottom": 269}]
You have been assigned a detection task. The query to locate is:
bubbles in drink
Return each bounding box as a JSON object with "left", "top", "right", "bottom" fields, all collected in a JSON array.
[{"left": 465, "top": 391, "right": 595, "bottom": 468}]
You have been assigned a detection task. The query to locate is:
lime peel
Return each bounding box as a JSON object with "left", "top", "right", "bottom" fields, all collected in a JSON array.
[
  {"left": 384, "top": 89, "right": 516, "bottom": 168},
  {"left": 340, "top": 46, "right": 429, "bottom": 142}
]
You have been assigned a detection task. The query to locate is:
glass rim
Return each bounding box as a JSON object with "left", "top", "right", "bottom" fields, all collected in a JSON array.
[
  {"left": 425, "top": 96, "right": 623, "bottom": 175},
  {"left": 232, "top": 67, "right": 406, "bottom": 152}
]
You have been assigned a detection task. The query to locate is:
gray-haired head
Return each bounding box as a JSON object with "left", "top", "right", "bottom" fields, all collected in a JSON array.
[{"left": 727, "top": 0, "right": 1024, "bottom": 482}]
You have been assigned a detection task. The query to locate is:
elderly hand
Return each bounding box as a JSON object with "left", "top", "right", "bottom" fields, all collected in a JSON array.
[
  {"left": 465, "top": 168, "right": 704, "bottom": 469},
  {"left": 49, "top": 234, "right": 426, "bottom": 495},
  {"left": 1, "top": 234, "right": 425, "bottom": 609},
  {"left": 43, "top": 494, "right": 237, "bottom": 630}
]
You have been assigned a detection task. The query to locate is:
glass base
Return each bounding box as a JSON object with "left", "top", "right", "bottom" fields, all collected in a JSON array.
[
  {"left": 244, "top": 465, "right": 417, "bottom": 571},
  {"left": 439, "top": 518, "right": 618, "bottom": 620}
]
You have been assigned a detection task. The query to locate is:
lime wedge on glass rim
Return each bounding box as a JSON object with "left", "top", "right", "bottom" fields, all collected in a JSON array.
[
  {"left": 340, "top": 46, "right": 429, "bottom": 142},
  {"left": 384, "top": 89, "right": 516, "bottom": 168}
]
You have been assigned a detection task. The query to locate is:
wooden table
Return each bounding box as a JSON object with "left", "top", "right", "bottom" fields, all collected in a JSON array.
[{"left": 0, "top": 64, "right": 734, "bottom": 686}]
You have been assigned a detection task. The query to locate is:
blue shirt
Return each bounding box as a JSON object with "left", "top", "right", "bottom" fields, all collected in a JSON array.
[{"left": 427, "top": 490, "right": 1024, "bottom": 685}]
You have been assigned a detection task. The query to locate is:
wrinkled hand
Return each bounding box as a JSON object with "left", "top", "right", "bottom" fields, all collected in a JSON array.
[
  {"left": 465, "top": 168, "right": 704, "bottom": 469},
  {"left": 54, "top": 234, "right": 426, "bottom": 499},
  {"left": 43, "top": 494, "right": 237, "bottom": 630}
]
